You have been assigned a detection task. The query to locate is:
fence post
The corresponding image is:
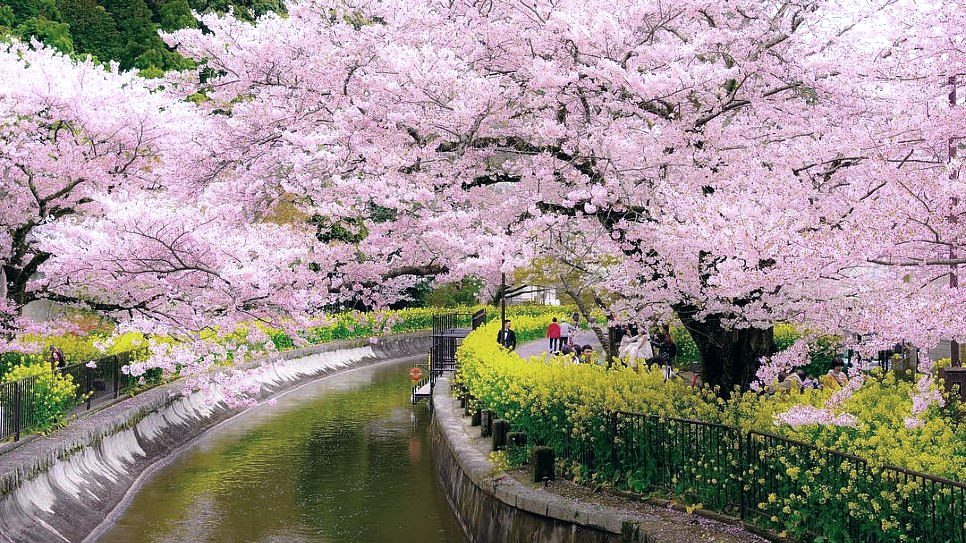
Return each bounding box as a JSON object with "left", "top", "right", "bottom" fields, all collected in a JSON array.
[
  {"left": 610, "top": 412, "right": 619, "bottom": 474},
  {"left": 13, "top": 383, "right": 22, "bottom": 442},
  {"left": 85, "top": 365, "right": 93, "bottom": 410},
  {"left": 739, "top": 431, "right": 747, "bottom": 520},
  {"left": 113, "top": 357, "right": 121, "bottom": 399}
]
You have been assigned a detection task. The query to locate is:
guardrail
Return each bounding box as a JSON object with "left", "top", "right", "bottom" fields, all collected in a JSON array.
[
  {"left": 0, "top": 351, "right": 145, "bottom": 442},
  {"left": 499, "top": 408, "right": 966, "bottom": 542}
]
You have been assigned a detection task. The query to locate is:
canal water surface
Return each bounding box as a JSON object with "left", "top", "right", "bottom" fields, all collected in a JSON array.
[{"left": 98, "top": 358, "right": 466, "bottom": 543}]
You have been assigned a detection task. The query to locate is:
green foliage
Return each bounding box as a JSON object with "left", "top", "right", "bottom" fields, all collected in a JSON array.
[
  {"left": 187, "top": 0, "right": 285, "bottom": 22},
  {"left": 423, "top": 278, "right": 482, "bottom": 308},
  {"left": 55, "top": 0, "right": 123, "bottom": 62},
  {"left": 2, "top": 363, "right": 83, "bottom": 433},
  {"left": 6, "top": 0, "right": 60, "bottom": 20},
  {"left": 158, "top": 0, "right": 196, "bottom": 30},
  {"left": 15, "top": 16, "right": 72, "bottom": 52},
  {"left": 101, "top": 0, "right": 170, "bottom": 69},
  {"left": 6, "top": 0, "right": 260, "bottom": 72},
  {"left": 0, "top": 6, "right": 15, "bottom": 27},
  {"left": 669, "top": 326, "right": 700, "bottom": 366}
]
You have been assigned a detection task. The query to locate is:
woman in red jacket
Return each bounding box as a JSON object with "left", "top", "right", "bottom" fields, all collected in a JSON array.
[{"left": 547, "top": 318, "right": 561, "bottom": 352}]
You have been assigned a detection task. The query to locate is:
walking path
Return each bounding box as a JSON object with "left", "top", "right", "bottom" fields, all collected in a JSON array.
[{"left": 514, "top": 329, "right": 603, "bottom": 359}]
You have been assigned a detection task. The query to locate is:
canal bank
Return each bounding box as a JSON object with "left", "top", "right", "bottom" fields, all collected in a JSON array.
[
  {"left": 430, "top": 375, "right": 772, "bottom": 543},
  {"left": 0, "top": 333, "right": 433, "bottom": 543}
]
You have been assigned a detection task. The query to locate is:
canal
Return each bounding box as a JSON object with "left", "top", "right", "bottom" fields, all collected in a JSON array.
[{"left": 97, "top": 357, "right": 466, "bottom": 543}]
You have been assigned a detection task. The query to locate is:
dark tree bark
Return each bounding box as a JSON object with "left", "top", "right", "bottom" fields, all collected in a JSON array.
[{"left": 675, "top": 306, "right": 775, "bottom": 398}]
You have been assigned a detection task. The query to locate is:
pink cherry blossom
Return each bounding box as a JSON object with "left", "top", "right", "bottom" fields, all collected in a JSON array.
[{"left": 0, "top": 1, "right": 962, "bottom": 404}]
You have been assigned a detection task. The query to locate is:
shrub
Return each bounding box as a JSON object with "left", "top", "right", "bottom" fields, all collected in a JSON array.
[
  {"left": 457, "top": 321, "right": 966, "bottom": 542},
  {"left": 458, "top": 321, "right": 966, "bottom": 482},
  {"left": 2, "top": 364, "right": 82, "bottom": 433}
]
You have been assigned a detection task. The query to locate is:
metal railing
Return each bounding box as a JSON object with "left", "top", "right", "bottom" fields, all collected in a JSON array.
[
  {"left": 0, "top": 351, "right": 144, "bottom": 442},
  {"left": 514, "top": 409, "right": 966, "bottom": 543}
]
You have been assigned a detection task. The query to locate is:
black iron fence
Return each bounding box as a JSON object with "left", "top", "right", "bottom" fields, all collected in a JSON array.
[
  {"left": 520, "top": 409, "right": 966, "bottom": 543},
  {"left": 431, "top": 311, "right": 486, "bottom": 377},
  {"left": 0, "top": 351, "right": 144, "bottom": 442}
]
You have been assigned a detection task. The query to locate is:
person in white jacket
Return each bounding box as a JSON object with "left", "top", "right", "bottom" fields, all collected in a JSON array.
[
  {"left": 619, "top": 329, "right": 653, "bottom": 368},
  {"left": 558, "top": 320, "right": 573, "bottom": 348}
]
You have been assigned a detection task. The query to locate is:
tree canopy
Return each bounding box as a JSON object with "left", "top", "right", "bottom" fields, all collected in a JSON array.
[{"left": 1, "top": 0, "right": 962, "bottom": 402}]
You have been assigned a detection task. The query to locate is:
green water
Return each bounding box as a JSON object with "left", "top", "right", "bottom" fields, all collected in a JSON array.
[{"left": 98, "top": 359, "right": 466, "bottom": 543}]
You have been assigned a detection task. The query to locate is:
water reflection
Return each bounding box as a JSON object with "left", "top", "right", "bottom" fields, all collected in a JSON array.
[{"left": 98, "top": 360, "right": 465, "bottom": 543}]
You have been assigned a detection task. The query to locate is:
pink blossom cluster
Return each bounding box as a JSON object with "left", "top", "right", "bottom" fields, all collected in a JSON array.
[
  {"left": 775, "top": 405, "right": 859, "bottom": 429},
  {"left": 753, "top": 339, "right": 812, "bottom": 391}
]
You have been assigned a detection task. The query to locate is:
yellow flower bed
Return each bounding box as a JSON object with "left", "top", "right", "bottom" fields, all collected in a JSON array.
[{"left": 457, "top": 320, "right": 966, "bottom": 542}]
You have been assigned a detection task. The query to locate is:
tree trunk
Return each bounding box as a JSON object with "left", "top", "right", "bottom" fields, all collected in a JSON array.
[
  {"left": 2, "top": 264, "right": 35, "bottom": 310},
  {"left": 558, "top": 277, "right": 610, "bottom": 359},
  {"left": 674, "top": 307, "right": 774, "bottom": 398}
]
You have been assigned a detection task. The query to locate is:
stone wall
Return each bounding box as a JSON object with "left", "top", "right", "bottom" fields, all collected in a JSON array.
[{"left": 430, "top": 376, "right": 646, "bottom": 543}]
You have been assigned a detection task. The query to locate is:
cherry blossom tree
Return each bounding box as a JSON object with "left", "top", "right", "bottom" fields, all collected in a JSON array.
[
  {"left": 0, "top": 41, "right": 207, "bottom": 327},
  {"left": 4, "top": 0, "right": 962, "bottom": 402},
  {"left": 158, "top": 0, "right": 963, "bottom": 394}
]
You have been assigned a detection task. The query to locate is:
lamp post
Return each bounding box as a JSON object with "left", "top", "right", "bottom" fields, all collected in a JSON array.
[
  {"left": 950, "top": 75, "right": 961, "bottom": 367},
  {"left": 500, "top": 271, "right": 507, "bottom": 326}
]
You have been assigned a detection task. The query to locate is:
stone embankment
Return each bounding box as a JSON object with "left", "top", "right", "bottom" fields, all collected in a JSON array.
[{"left": 431, "top": 375, "right": 773, "bottom": 543}]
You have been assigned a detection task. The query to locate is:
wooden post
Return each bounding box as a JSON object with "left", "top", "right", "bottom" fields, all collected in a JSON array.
[
  {"left": 492, "top": 419, "right": 509, "bottom": 451},
  {"left": 531, "top": 446, "right": 555, "bottom": 483},
  {"left": 480, "top": 409, "right": 493, "bottom": 437}
]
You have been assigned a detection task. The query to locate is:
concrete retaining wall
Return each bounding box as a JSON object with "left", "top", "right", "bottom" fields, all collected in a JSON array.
[
  {"left": 0, "top": 333, "right": 429, "bottom": 543},
  {"left": 431, "top": 376, "right": 646, "bottom": 543}
]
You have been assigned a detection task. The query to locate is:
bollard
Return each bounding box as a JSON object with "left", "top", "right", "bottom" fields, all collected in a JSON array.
[
  {"left": 470, "top": 409, "right": 481, "bottom": 426},
  {"left": 480, "top": 409, "right": 493, "bottom": 437},
  {"left": 492, "top": 419, "right": 510, "bottom": 451},
  {"left": 531, "top": 446, "right": 555, "bottom": 483}
]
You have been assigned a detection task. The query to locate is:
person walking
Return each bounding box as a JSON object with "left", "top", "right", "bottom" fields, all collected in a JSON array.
[
  {"left": 49, "top": 345, "right": 66, "bottom": 370},
  {"left": 546, "top": 318, "right": 561, "bottom": 352},
  {"left": 558, "top": 319, "right": 572, "bottom": 349},
  {"left": 662, "top": 330, "right": 677, "bottom": 364},
  {"left": 497, "top": 320, "right": 517, "bottom": 351}
]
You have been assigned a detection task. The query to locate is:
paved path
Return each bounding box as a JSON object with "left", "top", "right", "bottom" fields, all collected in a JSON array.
[{"left": 515, "top": 329, "right": 603, "bottom": 359}]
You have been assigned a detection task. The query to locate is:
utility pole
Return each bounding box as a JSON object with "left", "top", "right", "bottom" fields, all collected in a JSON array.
[
  {"left": 500, "top": 271, "right": 507, "bottom": 326},
  {"left": 950, "top": 75, "right": 961, "bottom": 367}
]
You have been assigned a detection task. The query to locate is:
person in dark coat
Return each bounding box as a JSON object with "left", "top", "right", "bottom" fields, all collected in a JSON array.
[
  {"left": 497, "top": 320, "right": 517, "bottom": 351},
  {"left": 49, "top": 345, "right": 66, "bottom": 370}
]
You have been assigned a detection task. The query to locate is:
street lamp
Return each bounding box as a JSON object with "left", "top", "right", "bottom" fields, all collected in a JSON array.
[
  {"left": 949, "top": 75, "right": 961, "bottom": 367},
  {"left": 501, "top": 270, "right": 507, "bottom": 326}
]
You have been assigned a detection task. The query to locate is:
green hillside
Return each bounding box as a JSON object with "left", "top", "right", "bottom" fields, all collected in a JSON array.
[{"left": 0, "top": 0, "right": 284, "bottom": 74}]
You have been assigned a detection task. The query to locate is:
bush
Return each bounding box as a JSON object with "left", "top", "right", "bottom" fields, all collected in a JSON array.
[
  {"left": 457, "top": 322, "right": 966, "bottom": 542},
  {"left": 2, "top": 364, "right": 82, "bottom": 433},
  {"left": 457, "top": 321, "right": 966, "bottom": 482}
]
